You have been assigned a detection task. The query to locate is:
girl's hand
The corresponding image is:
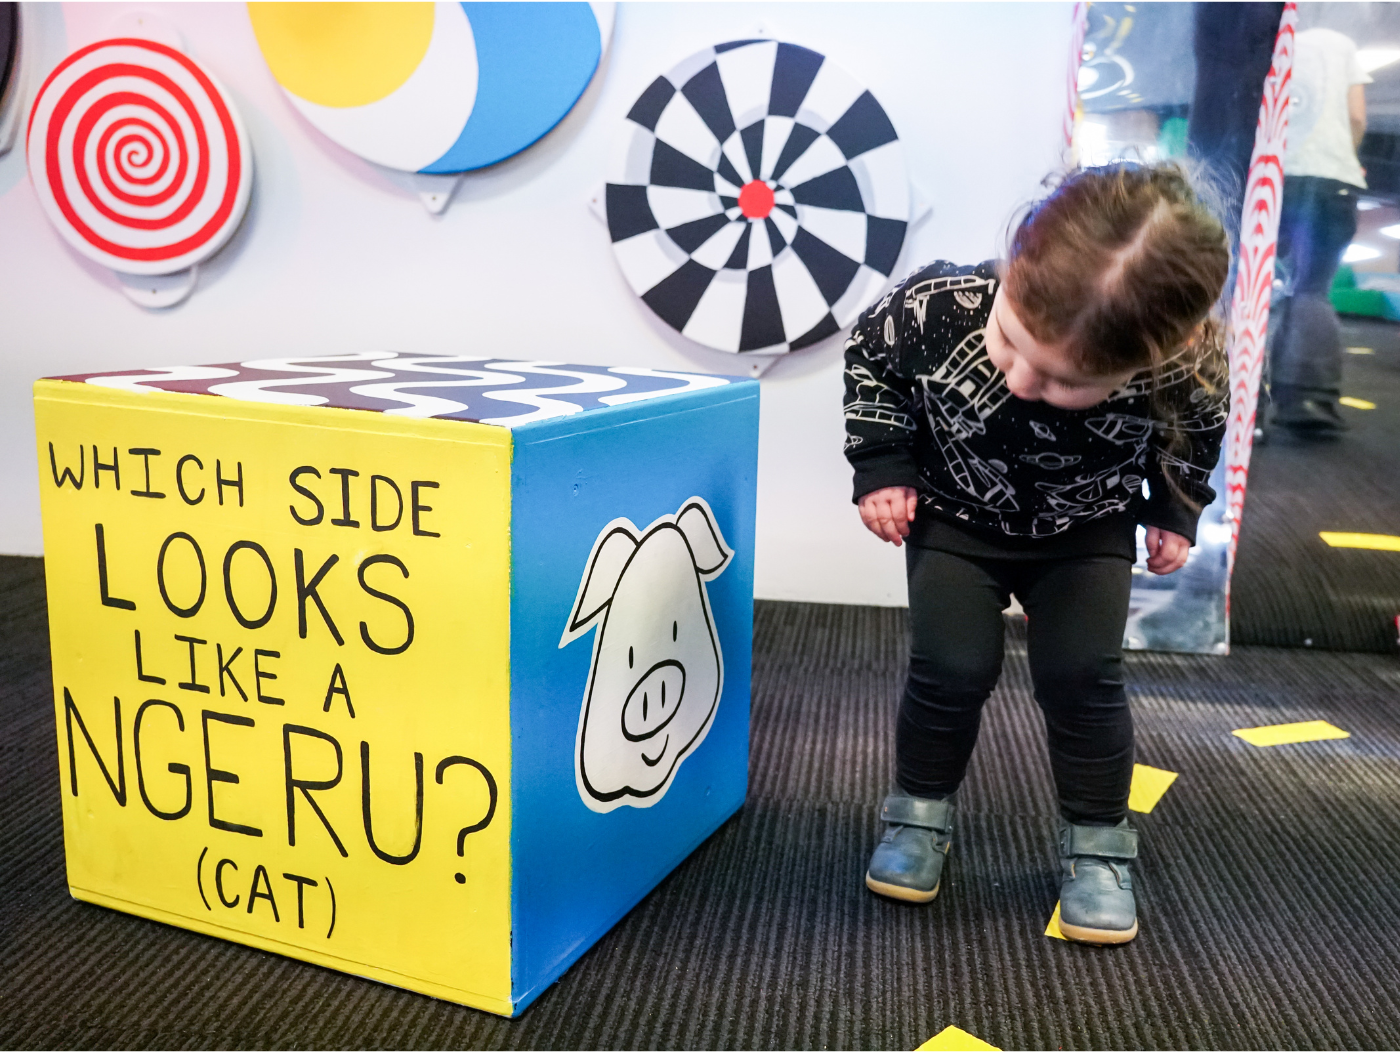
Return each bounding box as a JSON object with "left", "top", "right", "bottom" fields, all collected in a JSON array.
[
  {"left": 1144, "top": 526, "right": 1191, "bottom": 574},
  {"left": 858, "top": 486, "right": 919, "bottom": 546}
]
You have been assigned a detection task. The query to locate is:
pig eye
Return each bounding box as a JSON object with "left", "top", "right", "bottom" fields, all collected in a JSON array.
[
  {"left": 672, "top": 621, "right": 678, "bottom": 641},
  {"left": 628, "top": 646, "right": 634, "bottom": 669}
]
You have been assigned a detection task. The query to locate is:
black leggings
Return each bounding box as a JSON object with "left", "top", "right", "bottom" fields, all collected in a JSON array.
[{"left": 897, "top": 545, "right": 1135, "bottom": 826}]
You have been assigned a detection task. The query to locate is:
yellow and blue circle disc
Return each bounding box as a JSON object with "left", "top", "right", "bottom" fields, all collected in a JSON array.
[{"left": 249, "top": 2, "right": 607, "bottom": 173}]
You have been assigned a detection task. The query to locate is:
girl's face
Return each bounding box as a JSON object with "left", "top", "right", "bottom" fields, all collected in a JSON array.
[{"left": 985, "top": 287, "right": 1138, "bottom": 410}]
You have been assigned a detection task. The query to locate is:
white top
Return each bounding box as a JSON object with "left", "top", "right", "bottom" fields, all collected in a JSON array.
[{"left": 1285, "top": 27, "right": 1371, "bottom": 187}]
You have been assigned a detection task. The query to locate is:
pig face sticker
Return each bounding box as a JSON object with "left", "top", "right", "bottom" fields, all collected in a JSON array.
[{"left": 560, "top": 498, "right": 732, "bottom": 812}]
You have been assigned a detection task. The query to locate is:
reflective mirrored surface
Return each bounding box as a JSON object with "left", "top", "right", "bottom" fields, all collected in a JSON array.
[
  {"left": 1073, "top": 1, "right": 1275, "bottom": 653},
  {"left": 1074, "top": 2, "right": 1400, "bottom": 655},
  {"left": 1239, "top": 2, "right": 1400, "bottom": 654}
]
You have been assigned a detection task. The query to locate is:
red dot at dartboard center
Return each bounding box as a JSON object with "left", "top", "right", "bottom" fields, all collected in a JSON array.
[{"left": 738, "top": 180, "right": 775, "bottom": 220}]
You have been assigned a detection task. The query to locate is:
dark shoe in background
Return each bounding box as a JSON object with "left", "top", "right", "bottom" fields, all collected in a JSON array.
[{"left": 1272, "top": 384, "right": 1348, "bottom": 435}]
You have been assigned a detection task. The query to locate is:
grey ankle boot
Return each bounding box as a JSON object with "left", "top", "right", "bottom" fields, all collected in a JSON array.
[
  {"left": 1057, "top": 819, "right": 1139, "bottom": 944},
  {"left": 865, "top": 792, "right": 954, "bottom": 903}
]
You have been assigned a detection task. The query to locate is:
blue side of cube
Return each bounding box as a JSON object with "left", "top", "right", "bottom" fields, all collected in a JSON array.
[{"left": 506, "top": 381, "right": 759, "bottom": 1013}]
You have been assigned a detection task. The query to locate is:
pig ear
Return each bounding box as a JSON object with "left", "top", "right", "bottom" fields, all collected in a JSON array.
[
  {"left": 565, "top": 526, "right": 639, "bottom": 637},
  {"left": 676, "top": 499, "right": 732, "bottom": 577}
]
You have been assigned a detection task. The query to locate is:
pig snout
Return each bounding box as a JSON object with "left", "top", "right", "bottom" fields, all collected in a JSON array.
[{"left": 621, "top": 660, "right": 686, "bottom": 764}]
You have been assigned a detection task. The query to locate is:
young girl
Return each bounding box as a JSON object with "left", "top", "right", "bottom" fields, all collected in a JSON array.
[{"left": 842, "top": 162, "right": 1229, "bottom": 945}]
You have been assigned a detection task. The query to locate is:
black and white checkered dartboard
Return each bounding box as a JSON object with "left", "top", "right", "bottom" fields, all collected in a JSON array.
[{"left": 606, "top": 40, "right": 910, "bottom": 355}]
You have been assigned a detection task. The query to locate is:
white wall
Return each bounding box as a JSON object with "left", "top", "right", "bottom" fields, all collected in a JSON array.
[{"left": 0, "top": 1, "right": 1073, "bottom": 605}]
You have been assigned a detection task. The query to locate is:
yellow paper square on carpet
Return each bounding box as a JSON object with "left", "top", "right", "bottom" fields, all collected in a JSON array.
[
  {"left": 1232, "top": 720, "right": 1350, "bottom": 746},
  {"left": 916, "top": 1025, "right": 1001, "bottom": 1051},
  {"left": 1045, "top": 901, "right": 1067, "bottom": 941},
  {"left": 1319, "top": 532, "right": 1400, "bottom": 552},
  {"left": 1128, "top": 763, "right": 1178, "bottom": 813}
]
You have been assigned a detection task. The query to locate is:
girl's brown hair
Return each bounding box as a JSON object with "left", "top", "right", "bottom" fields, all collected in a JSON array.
[{"left": 1002, "top": 162, "right": 1231, "bottom": 509}]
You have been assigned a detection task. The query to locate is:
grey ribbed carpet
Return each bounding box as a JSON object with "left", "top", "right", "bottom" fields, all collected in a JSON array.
[
  {"left": 5, "top": 555, "right": 1400, "bottom": 1049},
  {"left": 1231, "top": 316, "right": 1400, "bottom": 653}
]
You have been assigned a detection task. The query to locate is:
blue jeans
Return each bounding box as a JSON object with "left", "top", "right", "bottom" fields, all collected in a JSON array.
[{"left": 1271, "top": 176, "right": 1360, "bottom": 398}]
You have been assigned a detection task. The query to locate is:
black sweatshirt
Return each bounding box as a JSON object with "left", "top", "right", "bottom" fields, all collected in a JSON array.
[{"left": 842, "top": 260, "right": 1228, "bottom": 557}]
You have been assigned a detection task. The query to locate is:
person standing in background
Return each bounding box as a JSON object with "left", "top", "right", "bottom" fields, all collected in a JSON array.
[
  {"left": 1186, "top": 2, "right": 1287, "bottom": 259},
  {"left": 1269, "top": 27, "right": 1371, "bottom": 435}
]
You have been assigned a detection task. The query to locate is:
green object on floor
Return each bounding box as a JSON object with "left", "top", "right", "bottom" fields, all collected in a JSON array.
[
  {"left": 1158, "top": 116, "right": 1188, "bottom": 159},
  {"left": 1330, "top": 265, "right": 1400, "bottom": 320}
]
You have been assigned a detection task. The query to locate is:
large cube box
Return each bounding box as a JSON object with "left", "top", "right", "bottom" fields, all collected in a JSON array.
[{"left": 33, "top": 355, "right": 759, "bottom": 1016}]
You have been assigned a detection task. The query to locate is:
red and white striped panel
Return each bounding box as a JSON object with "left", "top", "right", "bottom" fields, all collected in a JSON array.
[
  {"left": 1224, "top": 3, "right": 1296, "bottom": 592},
  {"left": 26, "top": 38, "right": 251, "bottom": 275}
]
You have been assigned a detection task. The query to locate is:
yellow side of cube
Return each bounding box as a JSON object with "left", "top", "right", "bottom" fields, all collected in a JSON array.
[{"left": 35, "top": 380, "right": 516, "bottom": 1014}]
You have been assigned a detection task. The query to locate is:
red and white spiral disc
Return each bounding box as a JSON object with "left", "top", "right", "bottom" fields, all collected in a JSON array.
[{"left": 26, "top": 38, "right": 250, "bottom": 276}]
